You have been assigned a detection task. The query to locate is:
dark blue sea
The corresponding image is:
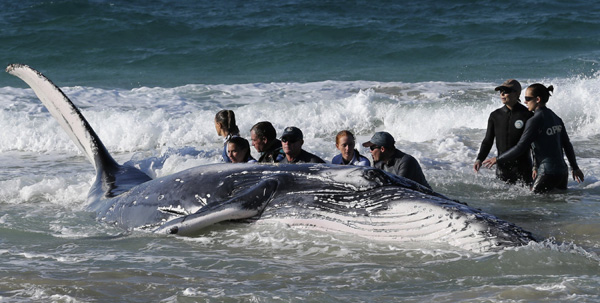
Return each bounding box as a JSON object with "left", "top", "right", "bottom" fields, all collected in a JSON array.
[{"left": 2, "top": 1, "right": 600, "bottom": 302}]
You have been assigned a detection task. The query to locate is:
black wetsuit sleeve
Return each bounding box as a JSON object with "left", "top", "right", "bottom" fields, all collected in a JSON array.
[
  {"left": 476, "top": 115, "right": 495, "bottom": 161},
  {"left": 398, "top": 155, "right": 431, "bottom": 189},
  {"left": 497, "top": 116, "right": 539, "bottom": 165},
  {"left": 397, "top": 156, "right": 419, "bottom": 181},
  {"left": 397, "top": 158, "right": 412, "bottom": 179},
  {"left": 561, "top": 122, "right": 580, "bottom": 171}
]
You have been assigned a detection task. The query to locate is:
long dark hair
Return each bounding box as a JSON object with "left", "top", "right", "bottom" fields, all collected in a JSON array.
[
  {"left": 528, "top": 83, "right": 554, "bottom": 104},
  {"left": 227, "top": 136, "right": 251, "bottom": 161},
  {"left": 215, "top": 110, "right": 240, "bottom": 136}
]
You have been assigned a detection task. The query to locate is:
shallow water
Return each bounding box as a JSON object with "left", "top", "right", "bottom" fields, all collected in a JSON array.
[
  {"left": 2, "top": 78, "right": 600, "bottom": 302},
  {"left": 2, "top": 0, "right": 600, "bottom": 302}
]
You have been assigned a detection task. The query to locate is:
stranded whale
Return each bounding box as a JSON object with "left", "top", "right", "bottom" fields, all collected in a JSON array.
[{"left": 7, "top": 64, "right": 536, "bottom": 252}]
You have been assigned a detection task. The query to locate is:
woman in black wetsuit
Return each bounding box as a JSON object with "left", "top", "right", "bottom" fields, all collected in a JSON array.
[{"left": 483, "top": 84, "right": 584, "bottom": 193}]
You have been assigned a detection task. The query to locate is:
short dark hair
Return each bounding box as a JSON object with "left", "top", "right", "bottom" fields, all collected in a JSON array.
[{"left": 250, "top": 121, "right": 276, "bottom": 141}]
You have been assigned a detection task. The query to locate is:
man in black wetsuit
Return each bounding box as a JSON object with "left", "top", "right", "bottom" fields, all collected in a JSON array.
[
  {"left": 483, "top": 83, "right": 584, "bottom": 193},
  {"left": 250, "top": 121, "right": 285, "bottom": 163},
  {"left": 474, "top": 79, "right": 534, "bottom": 185},
  {"left": 279, "top": 126, "right": 326, "bottom": 164},
  {"left": 363, "top": 131, "right": 431, "bottom": 189}
]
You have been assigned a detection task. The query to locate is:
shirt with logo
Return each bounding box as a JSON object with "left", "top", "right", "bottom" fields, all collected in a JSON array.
[{"left": 477, "top": 103, "right": 533, "bottom": 182}]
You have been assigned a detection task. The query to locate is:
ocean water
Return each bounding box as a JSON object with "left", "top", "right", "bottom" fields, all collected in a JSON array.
[{"left": 2, "top": 0, "right": 600, "bottom": 302}]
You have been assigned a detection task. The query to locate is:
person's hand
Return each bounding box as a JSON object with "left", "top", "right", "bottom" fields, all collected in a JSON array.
[
  {"left": 532, "top": 169, "right": 537, "bottom": 180},
  {"left": 573, "top": 168, "right": 584, "bottom": 183},
  {"left": 473, "top": 160, "right": 482, "bottom": 173},
  {"left": 482, "top": 157, "right": 497, "bottom": 169}
]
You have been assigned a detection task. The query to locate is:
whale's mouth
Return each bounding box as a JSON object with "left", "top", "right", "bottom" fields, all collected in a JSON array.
[{"left": 157, "top": 205, "right": 190, "bottom": 217}]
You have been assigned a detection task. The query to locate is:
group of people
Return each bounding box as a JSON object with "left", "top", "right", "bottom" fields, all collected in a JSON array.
[
  {"left": 213, "top": 110, "right": 431, "bottom": 189},
  {"left": 214, "top": 79, "right": 585, "bottom": 194},
  {"left": 473, "top": 80, "right": 584, "bottom": 193}
]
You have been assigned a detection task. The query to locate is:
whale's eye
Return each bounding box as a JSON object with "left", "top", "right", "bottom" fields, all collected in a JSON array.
[
  {"left": 363, "top": 168, "right": 394, "bottom": 185},
  {"left": 365, "top": 168, "right": 382, "bottom": 182}
]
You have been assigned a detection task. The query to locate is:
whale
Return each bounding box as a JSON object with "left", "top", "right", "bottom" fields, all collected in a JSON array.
[{"left": 7, "top": 64, "right": 536, "bottom": 252}]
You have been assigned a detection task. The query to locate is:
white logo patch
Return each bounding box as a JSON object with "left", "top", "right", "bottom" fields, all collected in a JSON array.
[
  {"left": 514, "top": 120, "right": 524, "bottom": 129},
  {"left": 546, "top": 125, "right": 562, "bottom": 135}
]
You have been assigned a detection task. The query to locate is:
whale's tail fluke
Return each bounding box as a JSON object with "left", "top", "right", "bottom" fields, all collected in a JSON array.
[{"left": 6, "top": 64, "right": 151, "bottom": 200}]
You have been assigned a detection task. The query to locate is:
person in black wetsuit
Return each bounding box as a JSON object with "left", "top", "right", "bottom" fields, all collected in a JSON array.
[
  {"left": 483, "top": 84, "right": 584, "bottom": 193},
  {"left": 474, "top": 79, "right": 534, "bottom": 185},
  {"left": 250, "top": 121, "right": 285, "bottom": 163},
  {"left": 279, "top": 126, "right": 326, "bottom": 164},
  {"left": 363, "top": 131, "right": 431, "bottom": 189}
]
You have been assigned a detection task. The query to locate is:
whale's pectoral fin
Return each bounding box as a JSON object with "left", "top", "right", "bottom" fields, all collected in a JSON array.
[
  {"left": 154, "top": 179, "right": 279, "bottom": 236},
  {"left": 6, "top": 64, "right": 116, "bottom": 173}
]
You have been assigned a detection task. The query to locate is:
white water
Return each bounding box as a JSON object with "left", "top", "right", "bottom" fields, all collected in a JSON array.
[{"left": 2, "top": 74, "right": 600, "bottom": 302}]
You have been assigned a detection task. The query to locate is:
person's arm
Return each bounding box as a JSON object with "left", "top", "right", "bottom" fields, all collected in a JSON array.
[
  {"left": 484, "top": 116, "right": 539, "bottom": 169},
  {"left": 531, "top": 148, "right": 538, "bottom": 180},
  {"left": 561, "top": 122, "right": 579, "bottom": 171},
  {"left": 474, "top": 115, "right": 495, "bottom": 172},
  {"left": 560, "top": 122, "right": 584, "bottom": 182},
  {"left": 496, "top": 117, "right": 539, "bottom": 165}
]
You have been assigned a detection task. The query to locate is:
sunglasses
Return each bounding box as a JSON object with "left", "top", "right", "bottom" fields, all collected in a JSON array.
[
  {"left": 281, "top": 137, "right": 298, "bottom": 143},
  {"left": 524, "top": 96, "right": 535, "bottom": 102},
  {"left": 498, "top": 88, "right": 513, "bottom": 94},
  {"left": 369, "top": 145, "right": 380, "bottom": 151}
]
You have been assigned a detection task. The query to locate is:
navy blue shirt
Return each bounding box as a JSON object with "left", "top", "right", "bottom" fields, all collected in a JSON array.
[{"left": 331, "top": 150, "right": 370, "bottom": 166}]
